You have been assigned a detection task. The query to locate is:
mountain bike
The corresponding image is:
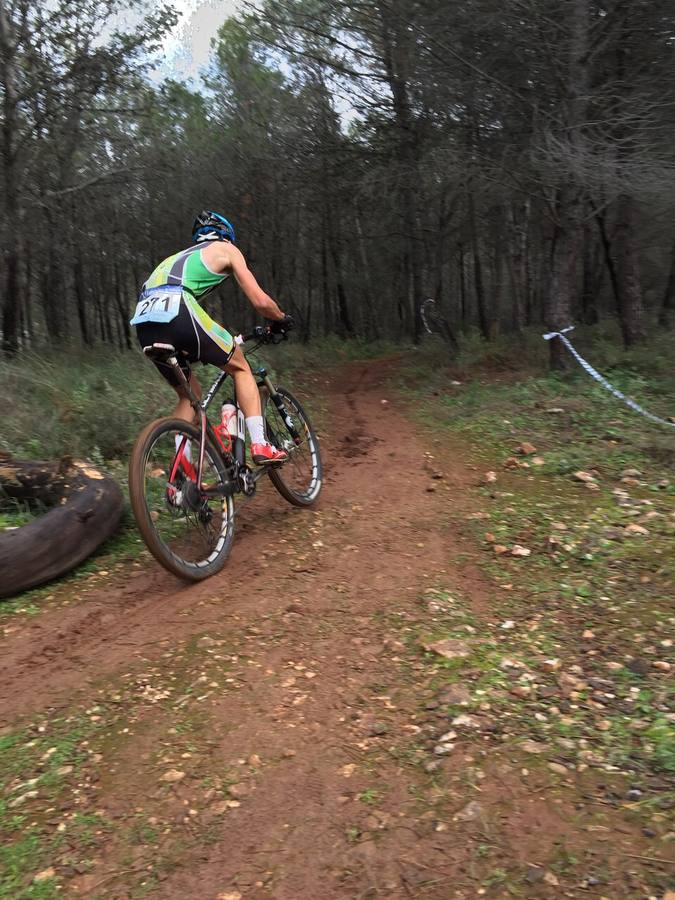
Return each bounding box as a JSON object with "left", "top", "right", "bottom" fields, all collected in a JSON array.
[{"left": 128, "top": 326, "right": 322, "bottom": 581}]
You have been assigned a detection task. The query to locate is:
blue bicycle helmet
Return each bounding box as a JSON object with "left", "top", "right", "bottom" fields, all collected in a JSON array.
[{"left": 192, "top": 210, "right": 236, "bottom": 244}]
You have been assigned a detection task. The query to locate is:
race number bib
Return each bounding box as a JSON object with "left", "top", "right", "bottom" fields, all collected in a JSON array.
[{"left": 130, "top": 285, "right": 183, "bottom": 326}]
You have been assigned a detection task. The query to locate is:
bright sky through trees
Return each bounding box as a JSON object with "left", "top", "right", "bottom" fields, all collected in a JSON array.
[{"left": 151, "top": 0, "right": 240, "bottom": 82}]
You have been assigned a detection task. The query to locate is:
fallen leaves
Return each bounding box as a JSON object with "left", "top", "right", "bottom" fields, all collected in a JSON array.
[
  {"left": 33, "top": 868, "right": 56, "bottom": 883},
  {"left": 159, "top": 769, "right": 185, "bottom": 784},
  {"left": 9, "top": 790, "right": 38, "bottom": 808},
  {"left": 422, "top": 638, "right": 472, "bottom": 660},
  {"left": 227, "top": 783, "right": 250, "bottom": 799},
  {"left": 520, "top": 740, "right": 548, "bottom": 754},
  {"left": 451, "top": 713, "right": 482, "bottom": 728},
  {"left": 510, "top": 545, "right": 531, "bottom": 558},
  {"left": 517, "top": 442, "right": 537, "bottom": 455},
  {"left": 453, "top": 800, "right": 484, "bottom": 821},
  {"left": 541, "top": 658, "right": 561, "bottom": 672},
  {"left": 624, "top": 523, "right": 649, "bottom": 536}
]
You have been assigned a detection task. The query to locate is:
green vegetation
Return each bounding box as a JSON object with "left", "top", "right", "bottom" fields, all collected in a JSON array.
[
  {"left": 2, "top": 349, "right": 170, "bottom": 462},
  {"left": 0, "top": 502, "right": 36, "bottom": 531},
  {"left": 392, "top": 324, "right": 674, "bottom": 787},
  {"left": 0, "top": 626, "right": 242, "bottom": 897},
  {"left": 1, "top": 337, "right": 403, "bottom": 465},
  {"left": 0, "top": 328, "right": 671, "bottom": 896},
  {"left": 357, "top": 788, "right": 381, "bottom": 806},
  {"left": 0, "top": 716, "right": 101, "bottom": 899},
  {"left": 400, "top": 324, "right": 674, "bottom": 462},
  {"left": 0, "top": 339, "right": 337, "bottom": 608}
]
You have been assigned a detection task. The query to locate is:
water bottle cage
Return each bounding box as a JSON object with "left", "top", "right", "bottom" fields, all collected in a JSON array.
[{"left": 213, "top": 423, "right": 232, "bottom": 453}]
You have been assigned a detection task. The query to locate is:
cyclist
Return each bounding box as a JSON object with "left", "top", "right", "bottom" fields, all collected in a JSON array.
[{"left": 131, "top": 210, "right": 292, "bottom": 465}]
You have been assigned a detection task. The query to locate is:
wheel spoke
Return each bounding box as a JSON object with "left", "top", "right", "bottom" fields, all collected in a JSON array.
[
  {"left": 265, "top": 389, "right": 322, "bottom": 505},
  {"left": 141, "top": 427, "right": 233, "bottom": 570}
]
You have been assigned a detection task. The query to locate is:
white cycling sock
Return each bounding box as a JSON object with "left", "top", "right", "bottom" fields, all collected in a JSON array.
[
  {"left": 245, "top": 416, "right": 267, "bottom": 445},
  {"left": 175, "top": 435, "right": 192, "bottom": 462}
]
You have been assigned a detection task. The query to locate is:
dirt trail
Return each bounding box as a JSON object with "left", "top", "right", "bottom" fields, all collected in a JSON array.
[
  {"left": 0, "top": 362, "right": 664, "bottom": 899},
  {"left": 0, "top": 361, "right": 483, "bottom": 726}
]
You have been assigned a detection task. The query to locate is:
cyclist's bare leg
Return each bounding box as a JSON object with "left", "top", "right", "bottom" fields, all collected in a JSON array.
[
  {"left": 222, "top": 346, "right": 261, "bottom": 418},
  {"left": 222, "top": 347, "right": 285, "bottom": 462},
  {"left": 171, "top": 373, "right": 202, "bottom": 423}
]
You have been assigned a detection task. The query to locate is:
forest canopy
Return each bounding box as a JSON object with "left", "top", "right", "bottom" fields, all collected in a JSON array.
[{"left": 1, "top": 0, "right": 674, "bottom": 367}]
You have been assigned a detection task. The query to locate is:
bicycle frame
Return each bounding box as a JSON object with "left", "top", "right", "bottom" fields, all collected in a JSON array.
[{"left": 162, "top": 346, "right": 302, "bottom": 495}]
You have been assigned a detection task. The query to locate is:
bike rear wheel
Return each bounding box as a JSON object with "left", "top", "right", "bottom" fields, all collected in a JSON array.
[
  {"left": 128, "top": 417, "right": 235, "bottom": 581},
  {"left": 263, "top": 387, "right": 322, "bottom": 507}
]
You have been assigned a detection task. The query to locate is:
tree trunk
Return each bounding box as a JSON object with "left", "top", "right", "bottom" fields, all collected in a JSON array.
[
  {"left": 74, "top": 255, "right": 91, "bottom": 345},
  {"left": 114, "top": 263, "right": 132, "bottom": 350},
  {"left": 2, "top": 250, "right": 21, "bottom": 353},
  {"left": 0, "top": 454, "right": 123, "bottom": 598},
  {"left": 581, "top": 217, "right": 599, "bottom": 325},
  {"left": 320, "top": 228, "right": 332, "bottom": 335},
  {"left": 41, "top": 213, "right": 66, "bottom": 340},
  {"left": 612, "top": 194, "right": 646, "bottom": 347},
  {"left": 377, "top": 2, "right": 424, "bottom": 343},
  {"left": 458, "top": 243, "right": 468, "bottom": 328},
  {"left": 24, "top": 241, "right": 34, "bottom": 344},
  {"left": 546, "top": 0, "right": 588, "bottom": 368},
  {"left": 507, "top": 204, "right": 526, "bottom": 332},
  {"left": 547, "top": 195, "right": 581, "bottom": 371},
  {"left": 0, "top": 0, "right": 21, "bottom": 353},
  {"left": 468, "top": 192, "right": 490, "bottom": 340},
  {"left": 658, "top": 239, "right": 675, "bottom": 329},
  {"left": 354, "top": 214, "right": 380, "bottom": 339}
]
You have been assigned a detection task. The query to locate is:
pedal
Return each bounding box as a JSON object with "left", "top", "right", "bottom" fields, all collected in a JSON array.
[{"left": 238, "top": 468, "right": 257, "bottom": 496}]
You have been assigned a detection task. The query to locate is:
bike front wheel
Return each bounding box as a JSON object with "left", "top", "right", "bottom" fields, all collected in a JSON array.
[
  {"left": 263, "top": 387, "right": 323, "bottom": 507},
  {"left": 128, "top": 417, "right": 235, "bottom": 581}
]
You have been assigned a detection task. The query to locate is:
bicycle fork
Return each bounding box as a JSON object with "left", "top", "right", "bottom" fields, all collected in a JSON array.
[{"left": 256, "top": 367, "right": 302, "bottom": 446}]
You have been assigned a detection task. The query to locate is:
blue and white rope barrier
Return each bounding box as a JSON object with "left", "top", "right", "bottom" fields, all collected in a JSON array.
[{"left": 543, "top": 326, "right": 675, "bottom": 429}]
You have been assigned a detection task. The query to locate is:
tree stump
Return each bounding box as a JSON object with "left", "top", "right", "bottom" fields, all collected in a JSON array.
[{"left": 0, "top": 453, "right": 123, "bottom": 598}]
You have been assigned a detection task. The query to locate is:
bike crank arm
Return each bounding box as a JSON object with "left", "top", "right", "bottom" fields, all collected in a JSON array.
[{"left": 200, "top": 481, "right": 237, "bottom": 499}]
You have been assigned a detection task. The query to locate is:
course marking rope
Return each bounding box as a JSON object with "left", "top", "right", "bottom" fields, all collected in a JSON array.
[{"left": 543, "top": 326, "right": 675, "bottom": 429}]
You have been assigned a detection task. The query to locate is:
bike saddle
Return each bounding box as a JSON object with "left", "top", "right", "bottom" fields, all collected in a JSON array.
[{"left": 143, "top": 343, "right": 177, "bottom": 362}]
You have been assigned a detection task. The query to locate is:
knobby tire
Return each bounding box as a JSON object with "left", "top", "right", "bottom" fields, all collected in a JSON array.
[{"left": 128, "top": 417, "right": 235, "bottom": 581}]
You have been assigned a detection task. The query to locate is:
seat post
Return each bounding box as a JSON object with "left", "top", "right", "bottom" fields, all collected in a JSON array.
[
  {"left": 168, "top": 358, "right": 201, "bottom": 410},
  {"left": 143, "top": 343, "right": 201, "bottom": 410}
]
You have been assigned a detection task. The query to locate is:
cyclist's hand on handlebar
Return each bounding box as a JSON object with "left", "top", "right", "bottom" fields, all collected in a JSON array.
[
  {"left": 269, "top": 314, "right": 294, "bottom": 334},
  {"left": 240, "top": 316, "right": 294, "bottom": 345}
]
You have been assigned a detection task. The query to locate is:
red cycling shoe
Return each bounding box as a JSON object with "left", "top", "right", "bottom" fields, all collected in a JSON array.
[{"left": 251, "top": 442, "right": 288, "bottom": 465}]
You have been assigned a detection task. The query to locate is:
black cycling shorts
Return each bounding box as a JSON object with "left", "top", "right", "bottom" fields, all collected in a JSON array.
[{"left": 135, "top": 298, "right": 235, "bottom": 388}]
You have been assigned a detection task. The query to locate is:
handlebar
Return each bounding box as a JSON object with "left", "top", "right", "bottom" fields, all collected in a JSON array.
[{"left": 235, "top": 324, "right": 291, "bottom": 346}]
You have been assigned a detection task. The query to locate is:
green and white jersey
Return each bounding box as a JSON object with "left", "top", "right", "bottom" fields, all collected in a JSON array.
[
  {"left": 137, "top": 241, "right": 233, "bottom": 357},
  {"left": 143, "top": 241, "right": 228, "bottom": 298}
]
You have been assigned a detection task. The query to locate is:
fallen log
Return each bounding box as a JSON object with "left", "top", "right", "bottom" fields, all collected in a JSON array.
[{"left": 0, "top": 453, "right": 123, "bottom": 598}]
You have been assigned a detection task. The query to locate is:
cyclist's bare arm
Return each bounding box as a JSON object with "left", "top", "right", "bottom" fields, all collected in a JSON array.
[{"left": 201, "top": 241, "right": 285, "bottom": 320}]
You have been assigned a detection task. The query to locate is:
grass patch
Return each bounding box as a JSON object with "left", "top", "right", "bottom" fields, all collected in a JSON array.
[
  {"left": 0, "top": 626, "right": 243, "bottom": 897},
  {"left": 357, "top": 788, "right": 381, "bottom": 806},
  {"left": 0, "top": 715, "right": 103, "bottom": 899},
  {"left": 389, "top": 323, "right": 674, "bottom": 797},
  {"left": 0, "top": 335, "right": 381, "bottom": 466},
  {"left": 0, "top": 337, "right": 335, "bottom": 610}
]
